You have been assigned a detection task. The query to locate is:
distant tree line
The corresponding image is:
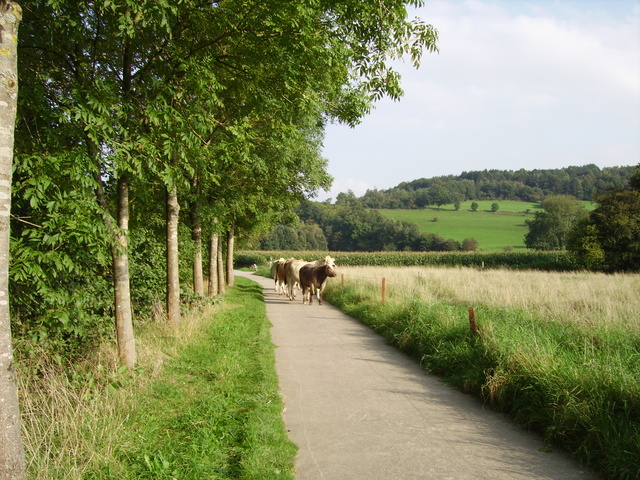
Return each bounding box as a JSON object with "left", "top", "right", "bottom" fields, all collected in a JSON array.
[
  {"left": 358, "top": 164, "right": 634, "bottom": 209},
  {"left": 257, "top": 164, "right": 639, "bottom": 270},
  {"left": 257, "top": 200, "right": 473, "bottom": 252}
]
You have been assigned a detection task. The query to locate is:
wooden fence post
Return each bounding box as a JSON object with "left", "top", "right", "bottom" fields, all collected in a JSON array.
[
  {"left": 341, "top": 273, "right": 345, "bottom": 287},
  {"left": 381, "top": 277, "right": 386, "bottom": 304},
  {"left": 468, "top": 307, "right": 481, "bottom": 336}
]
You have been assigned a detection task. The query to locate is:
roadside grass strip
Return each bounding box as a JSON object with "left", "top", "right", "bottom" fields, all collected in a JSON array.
[
  {"left": 322, "top": 273, "right": 640, "bottom": 480},
  {"left": 112, "top": 278, "right": 296, "bottom": 479},
  {"left": 20, "top": 277, "right": 296, "bottom": 479}
]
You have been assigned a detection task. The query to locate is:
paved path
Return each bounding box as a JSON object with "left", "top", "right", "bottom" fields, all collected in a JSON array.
[{"left": 235, "top": 271, "right": 599, "bottom": 480}]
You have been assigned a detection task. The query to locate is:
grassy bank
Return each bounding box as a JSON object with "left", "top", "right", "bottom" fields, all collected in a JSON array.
[
  {"left": 322, "top": 266, "right": 640, "bottom": 480},
  {"left": 19, "top": 277, "right": 296, "bottom": 479}
]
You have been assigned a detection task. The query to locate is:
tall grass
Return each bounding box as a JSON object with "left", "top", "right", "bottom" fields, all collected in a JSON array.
[
  {"left": 18, "top": 278, "right": 296, "bottom": 479},
  {"left": 323, "top": 266, "right": 640, "bottom": 480},
  {"left": 338, "top": 266, "right": 639, "bottom": 331}
]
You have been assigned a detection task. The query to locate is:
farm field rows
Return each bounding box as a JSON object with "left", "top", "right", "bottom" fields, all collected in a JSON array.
[
  {"left": 377, "top": 200, "right": 595, "bottom": 252},
  {"left": 322, "top": 265, "right": 640, "bottom": 480}
]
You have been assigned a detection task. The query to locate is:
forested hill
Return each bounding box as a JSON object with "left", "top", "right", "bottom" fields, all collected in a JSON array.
[{"left": 355, "top": 164, "right": 635, "bottom": 209}]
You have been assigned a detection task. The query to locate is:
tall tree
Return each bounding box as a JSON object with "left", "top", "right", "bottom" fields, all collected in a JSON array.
[
  {"left": 226, "top": 224, "right": 235, "bottom": 287},
  {"left": 17, "top": 0, "right": 176, "bottom": 367},
  {"left": 190, "top": 176, "right": 204, "bottom": 296},
  {"left": 0, "top": 1, "right": 26, "bottom": 478}
]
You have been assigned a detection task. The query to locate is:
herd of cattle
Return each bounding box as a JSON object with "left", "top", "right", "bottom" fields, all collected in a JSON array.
[{"left": 269, "top": 256, "right": 337, "bottom": 305}]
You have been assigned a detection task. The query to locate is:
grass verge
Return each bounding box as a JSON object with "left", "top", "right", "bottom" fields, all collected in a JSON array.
[
  {"left": 322, "top": 271, "right": 640, "bottom": 480},
  {"left": 19, "top": 277, "right": 296, "bottom": 479}
]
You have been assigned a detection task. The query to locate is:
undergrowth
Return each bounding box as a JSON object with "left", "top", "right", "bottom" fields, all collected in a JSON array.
[{"left": 18, "top": 277, "right": 296, "bottom": 479}]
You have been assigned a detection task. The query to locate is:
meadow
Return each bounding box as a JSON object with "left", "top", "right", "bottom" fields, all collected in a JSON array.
[
  {"left": 378, "top": 200, "right": 595, "bottom": 251},
  {"left": 322, "top": 265, "right": 640, "bottom": 480}
]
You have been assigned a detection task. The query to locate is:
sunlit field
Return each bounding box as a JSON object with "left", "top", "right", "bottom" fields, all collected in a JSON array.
[
  {"left": 335, "top": 266, "right": 640, "bottom": 331},
  {"left": 377, "top": 201, "right": 596, "bottom": 251}
]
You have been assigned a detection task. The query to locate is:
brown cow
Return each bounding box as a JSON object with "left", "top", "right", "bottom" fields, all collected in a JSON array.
[{"left": 299, "top": 256, "right": 337, "bottom": 305}]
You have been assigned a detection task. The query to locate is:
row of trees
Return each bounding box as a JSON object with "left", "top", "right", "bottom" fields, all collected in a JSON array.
[
  {"left": 2, "top": 1, "right": 440, "bottom": 477},
  {"left": 14, "top": 0, "right": 438, "bottom": 359},
  {"left": 353, "top": 164, "right": 634, "bottom": 209}
]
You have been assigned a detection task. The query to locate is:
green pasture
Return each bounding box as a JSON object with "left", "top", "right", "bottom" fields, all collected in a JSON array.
[
  {"left": 378, "top": 201, "right": 594, "bottom": 252},
  {"left": 379, "top": 208, "right": 532, "bottom": 251}
]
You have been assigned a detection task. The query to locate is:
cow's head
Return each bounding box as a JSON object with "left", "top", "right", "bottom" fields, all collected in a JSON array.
[{"left": 324, "top": 256, "right": 337, "bottom": 277}]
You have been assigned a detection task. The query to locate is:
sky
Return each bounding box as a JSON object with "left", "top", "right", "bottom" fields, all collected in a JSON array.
[{"left": 315, "top": 0, "right": 640, "bottom": 202}]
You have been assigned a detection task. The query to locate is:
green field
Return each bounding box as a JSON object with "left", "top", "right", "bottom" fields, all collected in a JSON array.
[{"left": 378, "top": 201, "right": 594, "bottom": 252}]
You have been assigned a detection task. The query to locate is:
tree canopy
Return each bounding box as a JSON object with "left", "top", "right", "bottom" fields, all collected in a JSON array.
[
  {"left": 12, "top": 0, "right": 438, "bottom": 361},
  {"left": 567, "top": 165, "right": 640, "bottom": 271},
  {"left": 524, "top": 196, "right": 589, "bottom": 251}
]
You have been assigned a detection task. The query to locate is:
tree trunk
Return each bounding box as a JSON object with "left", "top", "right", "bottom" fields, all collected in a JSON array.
[
  {"left": 217, "top": 236, "right": 226, "bottom": 295},
  {"left": 166, "top": 185, "right": 181, "bottom": 325},
  {"left": 0, "top": 2, "right": 26, "bottom": 478},
  {"left": 208, "top": 230, "right": 219, "bottom": 297},
  {"left": 110, "top": 9, "right": 136, "bottom": 368},
  {"left": 191, "top": 206, "right": 204, "bottom": 296},
  {"left": 113, "top": 175, "right": 136, "bottom": 368},
  {"left": 92, "top": 170, "right": 136, "bottom": 369},
  {"left": 226, "top": 224, "right": 235, "bottom": 286}
]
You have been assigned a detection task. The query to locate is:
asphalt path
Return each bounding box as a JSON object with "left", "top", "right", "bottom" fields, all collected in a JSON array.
[{"left": 234, "top": 271, "right": 599, "bottom": 480}]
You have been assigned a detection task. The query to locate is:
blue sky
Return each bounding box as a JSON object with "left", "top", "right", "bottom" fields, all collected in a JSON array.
[{"left": 316, "top": 0, "right": 640, "bottom": 201}]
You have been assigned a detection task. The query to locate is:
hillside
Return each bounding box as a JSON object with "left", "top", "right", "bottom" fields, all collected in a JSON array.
[
  {"left": 258, "top": 165, "right": 634, "bottom": 253},
  {"left": 378, "top": 200, "right": 595, "bottom": 251},
  {"left": 379, "top": 203, "right": 531, "bottom": 251},
  {"left": 355, "top": 164, "right": 634, "bottom": 209}
]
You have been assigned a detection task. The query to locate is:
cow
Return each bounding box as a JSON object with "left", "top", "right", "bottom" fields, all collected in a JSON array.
[
  {"left": 284, "top": 258, "right": 307, "bottom": 301},
  {"left": 299, "top": 255, "right": 337, "bottom": 305},
  {"left": 270, "top": 258, "right": 287, "bottom": 294}
]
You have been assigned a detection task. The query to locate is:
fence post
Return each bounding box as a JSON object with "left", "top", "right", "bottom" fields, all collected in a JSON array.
[
  {"left": 381, "top": 277, "right": 386, "bottom": 304},
  {"left": 341, "top": 273, "right": 345, "bottom": 288},
  {"left": 468, "top": 307, "right": 481, "bottom": 336}
]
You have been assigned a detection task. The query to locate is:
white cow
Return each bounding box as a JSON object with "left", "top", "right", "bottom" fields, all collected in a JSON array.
[{"left": 283, "top": 258, "right": 307, "bottom": 301}]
